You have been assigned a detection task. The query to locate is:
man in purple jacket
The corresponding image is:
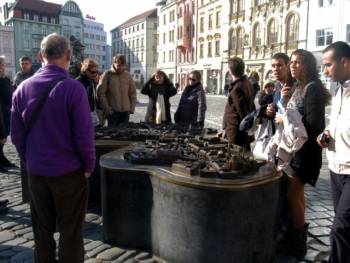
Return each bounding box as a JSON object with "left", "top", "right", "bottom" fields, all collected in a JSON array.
[{"left": 11, "top": 33, "right": 95, "bottom": 263}]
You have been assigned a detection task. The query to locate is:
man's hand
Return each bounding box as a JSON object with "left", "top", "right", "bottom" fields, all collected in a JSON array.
[
  {"left": 317, "top": 130, "right": 330, "bottom": 148},
  {"left": 265, "top": 104, "right": 276, "bottom": 117},
  {"left": 84, "top": 172, "right": 91, "bottom": 178}
]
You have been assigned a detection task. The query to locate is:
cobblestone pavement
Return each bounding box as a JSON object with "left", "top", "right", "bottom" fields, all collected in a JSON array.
[{"left": 0, "top": 93, "right": 332, "bottom": 263}]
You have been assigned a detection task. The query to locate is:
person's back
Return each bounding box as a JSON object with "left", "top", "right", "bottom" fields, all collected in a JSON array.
[
  {"left": 12, "top": 65, "right": 95, "bottom": 176},
  {"left": 11, "top": 33, "right": 95, "bottom": 263}
]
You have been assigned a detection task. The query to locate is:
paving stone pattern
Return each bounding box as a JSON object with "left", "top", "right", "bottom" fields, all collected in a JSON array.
[{"left": 0, "top": 93, "right": 332, "bottom": 263}]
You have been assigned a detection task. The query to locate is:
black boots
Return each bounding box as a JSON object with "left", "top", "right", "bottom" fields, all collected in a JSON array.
[
  {"left": 278, "top": 223, "right": 309, "bottom": 260},
  {"left": 0, "top": 199, "right": 9, "bottom": 215}
]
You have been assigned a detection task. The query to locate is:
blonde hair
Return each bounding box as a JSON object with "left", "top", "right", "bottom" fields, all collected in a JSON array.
[{"left": 81, "top": 58, "right": 98, "bottom": 73}]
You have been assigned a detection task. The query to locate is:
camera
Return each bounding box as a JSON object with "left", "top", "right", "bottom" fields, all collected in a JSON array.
[{"left": 319, "top": 132, "right": 330, "bottom": 144}]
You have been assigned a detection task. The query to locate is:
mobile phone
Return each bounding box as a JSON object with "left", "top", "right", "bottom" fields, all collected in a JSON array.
[{"left": 319, "top": 133, "right": 330, "bottom": 144}]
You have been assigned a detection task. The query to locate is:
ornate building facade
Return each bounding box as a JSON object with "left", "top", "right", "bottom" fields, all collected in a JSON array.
[
  {"left": 0, "top": 25, "right": 15, "bottom": 77},
  {"left": 59, "top": 1, "right": 84, "bottom": 43},
  {"left": 225, "top": 0, "right": 308, "bottom": 86}
]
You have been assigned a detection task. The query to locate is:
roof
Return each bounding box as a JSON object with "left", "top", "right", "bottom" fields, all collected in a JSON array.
[
  {"left": 13, "top": 0, "right": 62, "bottom": 15},
  {"left": 113, "top": 8, "right": 157, "bottom": 30}
]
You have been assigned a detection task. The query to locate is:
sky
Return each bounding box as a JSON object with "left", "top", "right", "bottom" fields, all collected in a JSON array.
[{"left": 47, "top": 0, "right": 157, "bottom": 44}]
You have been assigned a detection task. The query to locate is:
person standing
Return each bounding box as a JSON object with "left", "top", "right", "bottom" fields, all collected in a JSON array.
[
  {"left": 174, "top": 70, "right": 207, "bottom": 128},
  {"left": 97, "top": 55, "right": 137, "bottom": 127},
  {"left": 0, "top": 56, "right": 16, "bottom": 171},
  {"left": 280, "top": 49, "right": 330, "bottom": 260},
  {"left": 76, "top": 58, "right": 100, "bottom": 127},
  {"left": 141, "top": 70, "right": 177, "bottom": 124},
  {"left": 11, "top": 33, "right": 95, "bottom": 263},
  {"left": 224, "top": 57, "right": 255, "bottom": 150},
  {"left": 318, "top": 41, "right": 350, "bottom": 263},
  {"left": 13, "top": 56, "right": 35, "bottom": 90}
]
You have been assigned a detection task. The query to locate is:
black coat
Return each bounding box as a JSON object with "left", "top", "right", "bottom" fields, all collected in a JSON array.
[
  {"left": 141, "top": 81, "right": 177, "bottom": 123},
  {"left": 174, "top": 82, "right": 207, "bottom": 127},
  {"left": 290, "top": 82, "right": 326, "bottom": 186},
  {"left": 76, "top": 73, "right": 96, "bottom": 112},
  {"left": 0, "top": 76, "right": 12, "bottom": 139}
]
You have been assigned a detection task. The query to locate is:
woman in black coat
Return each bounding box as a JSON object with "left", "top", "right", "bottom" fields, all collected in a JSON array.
[
  {"left": 280, "top": 49, "right": 331, "bottom": 259},
  {"left": 141, "top": 70, "right": 177, "bottom": 124},
  {"left": 174, "top": 70, "right": 207, "bottom": 128}
]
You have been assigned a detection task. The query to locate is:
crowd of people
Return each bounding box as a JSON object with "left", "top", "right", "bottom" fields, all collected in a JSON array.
[{"left": 0, "top": 32, "right": 349, "bottom": 263}]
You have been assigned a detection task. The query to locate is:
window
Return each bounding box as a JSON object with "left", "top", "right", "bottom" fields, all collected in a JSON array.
[
  {"left": 208, "top": 14, "right": 213, "bottom": 30},
  {"left": 286, "top": 14, "right": 298, "bottom": 47},
  {"left": 24, "top": 39, "right": 30, "bottom": 49},
  {"left": 208, "top": 40, "right": 212, "bottom": 57},
  {"left": 200, "top": 17, "right": 204, "bottom": 33},
  {"left": 50, "top": 18, "right": 56, "bottom": 24},
  {"left": 163, "top": 51, "right": 166, "bottom": 63},
  {"left": 318, "top": 0, "right": 323, "bottom": 7},
  {"left": 33, "top": 15, "right": 39, "bottom": 21},
  {"left": 215, "top": 39, "right": 220, "bottom": 56},
  {"left": 316, "top": 28, "right": 333, "bottom": 47},
  {"left": 163, "top": 14, "right": 166, "bottom": 25},
  {"left": 237, "top": 27, "right": 244, "bottom": 54},
  {"left": 267, "top": 19, "right": 278, "bottom": 45},
  {"left": 199, "top": 40, "right": 204, "bottom": 58},
  {"left": 346, "top": 25, "right": 350, "bottom": 43},
  {"left": 24, "top": 13, "right": 30, "bottom": 20},
  {"left": 252, "top": 23, "right": 261, "bottom": 46},
  {"left": 170, "top": 10, "right": 175, "bottom": 22},
  {"left": 229, "top": 29, "right": 236, "bottom": 54},
  {"left": 163, "top": 32, "right": 166, "bottom": 44},
  {"left": 216, "top": 11, "right": 221, "bottom": 28},
  {"left": 231, "top": 0, "right": 244, "bottom": 13},
  {"left": 42, "top": 16, "right": 47, "bottom": 23}
]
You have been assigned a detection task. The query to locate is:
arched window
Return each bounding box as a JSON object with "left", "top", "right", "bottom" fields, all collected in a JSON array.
[
  {"left": 229, "top": 29, "right": 236, "bottom": 55},
  {"left": 286, "top": 13, "right": 299, "bottom": 48},
  {"left": 252, "top": 23, "right": 261, "bottom": 47},
  {"left": 267, "top": 19, "right": 278, "bottom": 45},
  {"left": 237, "top": 27, "right": 244, "bottom": 54}
]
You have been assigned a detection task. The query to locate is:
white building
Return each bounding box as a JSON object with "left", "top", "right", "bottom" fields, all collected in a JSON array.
[
  {"left": 307, "top": 0, "right": 349, "bottom": 66},
  {"left": 156, "top": 0, "right": 177, "bottom": 83},
  {"left": 60, "top": 1, "right": 83, "bottom": 42},
  {"left": 0, "top": 25, "right": 15, "bottom": 77},
  {"left": 111, "top": 9, "right": 158, "bottom": 87},
  {"left": 195, "top": 0, "right": 223, "bottom": 93},
  {"left": 83, "top": 16, "right": 108, "bottom": 71},
  {"left": 105, "top": 44, "right": 112, "bottom": 69}
]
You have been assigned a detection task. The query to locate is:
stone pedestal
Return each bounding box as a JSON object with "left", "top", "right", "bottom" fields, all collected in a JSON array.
[{"left": 101, "top": 148, "right": 282, "bottom": 263}]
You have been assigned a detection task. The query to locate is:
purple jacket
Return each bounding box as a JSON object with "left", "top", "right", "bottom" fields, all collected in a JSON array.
[{"left": 11, "top": 64, "right": 95, "bottom": 176}]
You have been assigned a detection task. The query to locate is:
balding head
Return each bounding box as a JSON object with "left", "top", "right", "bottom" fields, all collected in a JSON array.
[{"left": 39, "top": 33, "right": 71, "bottom": 69}]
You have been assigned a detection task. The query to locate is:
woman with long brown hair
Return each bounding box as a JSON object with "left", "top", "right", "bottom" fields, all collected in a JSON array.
[{"left": 280, "top": 49, "right": 331, "bottom": 259}]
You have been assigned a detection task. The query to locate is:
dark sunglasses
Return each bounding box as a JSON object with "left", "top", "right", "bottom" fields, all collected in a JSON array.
[
  {"left": 89, "top": 70, "right": 98, "bottom": 74},
  {"left": 188, "top": 78, "right": 197, "bottom": 81}
]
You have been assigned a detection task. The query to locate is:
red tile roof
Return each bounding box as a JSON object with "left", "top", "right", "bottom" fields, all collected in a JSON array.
[
  {"left": 13, "top": 0, "right": 61, "bottom": 15},
  {"left": 116, "top": 8, "right": 157, "bottom": 29}
]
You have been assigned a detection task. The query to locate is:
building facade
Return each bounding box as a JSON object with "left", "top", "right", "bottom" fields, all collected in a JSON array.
[
  {"left": 59, "top": 1, "right": 84, "bottom": 42},
  {"left": 156, "top": 0, "right": 177, "bottom": 83},
  {"left": 0, "top": 25, "right": 15, "bottom": 77},
  {"left": 176, "top": 0, "right": 197, "bottom": 89},
  {"left": 195, "top": 0, "right": 222, "bottom": 93},
  {"left": 3, "top": 0, "right": 61, "bottom": 70},
  {"left": 224, "top": 0, "right": 308, "bottom": 89},
  {"left": 111, "top": 9, "right": 158, "bottom": 87},
  {"left": 83, "top": 16, "right": 108, "bottom": 71}
]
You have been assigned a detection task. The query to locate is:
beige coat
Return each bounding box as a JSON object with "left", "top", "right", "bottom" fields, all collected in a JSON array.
[{"left": 97, "top": 68, "right": 136, "bottom": 114}]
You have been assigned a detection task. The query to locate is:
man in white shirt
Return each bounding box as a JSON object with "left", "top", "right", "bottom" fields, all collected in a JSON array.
[{"left": 318, "top": 41, "right": 350, "bottom": 263}]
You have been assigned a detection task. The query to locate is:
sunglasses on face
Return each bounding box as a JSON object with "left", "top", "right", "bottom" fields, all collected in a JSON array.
[
  {"left": 189, "top": 78, "right": 197, "bottom": 81},
  {"left": 88, "top": 70, "right": 98, "bottom": 74}
]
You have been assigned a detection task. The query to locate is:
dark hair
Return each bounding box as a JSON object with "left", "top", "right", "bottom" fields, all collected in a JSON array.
[
  {"left": 272, "top": 52, "right": 289, "bottom": 65},
  {"left": 19, "top": 56, "right": 32, "bottom": 63},
  {"left": 112, "top": 54, "right": 126, "bottom": 65},
  {"left": 151, "top": 70, "right": 171, "bottom": 85},
  {"left": 189, "top": 70, "right": 202, "bottom": 81},
  {"left": 323, "top": 41, "right": 350, "bottom": 62},
  {"left": 40, "top": 33, "right": 70, "bottom": 60},
  {"left": 291, "top": 49, "right": 331, "bottom": 105},
  {"left": 228, "top": 57, "right": 245, "bottom": 77}
]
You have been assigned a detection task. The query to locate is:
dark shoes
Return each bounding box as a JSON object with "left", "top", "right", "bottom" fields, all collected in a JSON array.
[
  {"left": 278, "top": 223, "right": 309, "bottom": 260},
  {"left": 0, "top": 199, "right": 9, "bottom": 215},
  {"left": 1, "top": 157, "right": 18, "bottom": 169}
]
